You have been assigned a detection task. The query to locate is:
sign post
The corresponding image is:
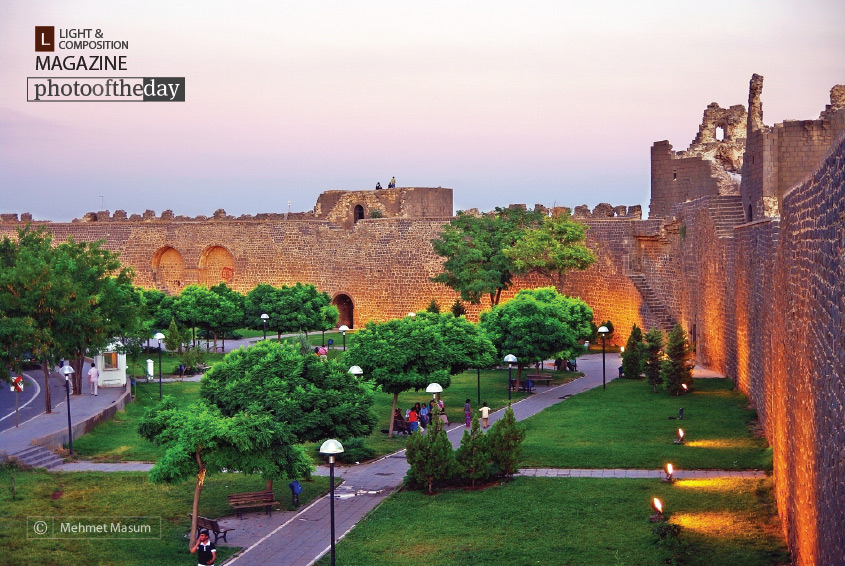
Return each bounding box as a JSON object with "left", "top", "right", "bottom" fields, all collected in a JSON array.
[{"left": 11, "top": 376, "right": 24, "bottom": 427}]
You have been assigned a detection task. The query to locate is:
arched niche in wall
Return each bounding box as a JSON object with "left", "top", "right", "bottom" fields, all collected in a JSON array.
[
  {"left": 198, "top": 245, "right": 235, "bottom": 287},
  {"left": 353, "top": 204, "right": 364, "bottom": 223},
  {"left": 332, "top": 293, "right": 354, "bottom": 329},
  {"left": 151, "top": 246, "right": 185, "bottom": 294}
]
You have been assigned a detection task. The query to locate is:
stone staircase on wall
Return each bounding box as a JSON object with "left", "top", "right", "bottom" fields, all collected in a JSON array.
[
  {"left": 627, "top": 272, "right": 677, "bottom": 332},
  {"left": 7, "top": 446, "right": 64, "bottom": 470},
  {"left": 706, "top": 195, "right": 746, "bottom": 238}
]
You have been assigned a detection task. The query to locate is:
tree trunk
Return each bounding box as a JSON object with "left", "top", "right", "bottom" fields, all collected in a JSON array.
[
  {"left": 41, "top": 359, "right": 52, "bottom": 413},
  {"left": 515, "top": 363, "right": 523, "bottom": 391},
  {"left": 189, "top": 451, "right": 206, "bottom": 547},
  {"left": 72, "top": 355, "right": 85, "bottom": 395},
  {"left": 388, "top": 392, "right": 399, "bottom": 437}
]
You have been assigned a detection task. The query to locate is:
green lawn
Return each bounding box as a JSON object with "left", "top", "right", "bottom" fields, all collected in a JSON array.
[
  {"left": 72, "top": 382, "right": 200, "bottom": 461},
  {"left": 520, "top": 378, "right": 771, "bottom": 470},
  {"left": 0, "top": 465, "right": 331, "bottom": 566},
  {"left": 72, "top": 369, "right": 580, "bottom": 463},
  {"left": 318, "top": 477, "right": 789, "bottom": 566},
  {"left": 125, "top": 351, "right": 227, "bottom": 379}
]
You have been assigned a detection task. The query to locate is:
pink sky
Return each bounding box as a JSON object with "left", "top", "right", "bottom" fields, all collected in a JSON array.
[{"left": 1, "top": 0, "right": 843, "bottom": 221}]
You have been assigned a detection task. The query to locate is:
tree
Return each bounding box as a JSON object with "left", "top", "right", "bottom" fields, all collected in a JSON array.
[
  {"left": 488, "top": 405, "right": 525, "bottom": 480},
  {"left": 347, "top": 312, "right": 496, "bottom": 437},
  {"left": 139, "top": 288, "right": 175, "bottom": 337},
  {"left": 201, "top": 340, "right": 376, "bottom": 444},
  {"left": 164, "top": 318, "right": 185, "bottom": 354},
  {"left": 209, "top": 283, "right": 245, "bottom": 349},
  {"left": 244, "top": 283, "right": 333, "bottom": 339},
  {"left": 456, "top": 413, "right": 490, "bottom": 487},
  {"left": 0, "top": 226, "right": 141, "bottom": 408},
  {"left": 621, "top": 324, "right": 645, "bottom": 378},
  {"left": 503, "top": 210, "right": 596, "bottom": 288},
  {"left": 426, "top": 299, "right": 440, "bottom": 313},
  {"left": 318, "top": 304, "right": 339, "bottom": 345},
  {"left": 480, "top": 287, "right": 593, "bottom": 388},
  {"left": 431, "top": 207, "right": 544, "bottom": 307},
  {"left": 405, "top": 411, "right": 456, "bottom": 494},
  {"left": 138, "top": 398, "right": 311, "bottom": 546},
  {"left": 644, "top": 328, "right": 665, "bottom": 393},
  {"left": 661, "top": 324, "right": 695, "bottom": 395},
  {"left": 174, "top": 284, "right": 240, "bottom": 350},
  {"left": 450, "top": 299, "right": 467, "bottom": 318}
]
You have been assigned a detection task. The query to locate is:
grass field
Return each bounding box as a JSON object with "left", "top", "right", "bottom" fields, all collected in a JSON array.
[
  {"left": 520, "top": 377, "right": 772, "bottom": 470},
  {"left": 317, "top": 477, "right": 789, "bottom": 566},
  {"left": 73, "top": 368, "right": 579, "bottom": 463},
  {"left": 0, "top": 464, "right": 331, "bottom": 566}
]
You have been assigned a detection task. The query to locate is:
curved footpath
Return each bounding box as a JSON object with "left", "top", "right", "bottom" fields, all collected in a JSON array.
[{"left": 3, "top": 353, "right": 766, "bottom": 566}]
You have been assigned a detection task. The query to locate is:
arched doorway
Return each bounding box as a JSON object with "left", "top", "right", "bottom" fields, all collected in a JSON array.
[
  {"left": 198, "top": 245, "right": 235, "bottom": 287},
  {"left": 332, "top": 293, "right": 354, "bottom": 328},
  {"left": 353, "top": 205, "right": 364, "bottom": 223},
  {"left": 152, "top": 246, "right": 185, "bottom": 294}
]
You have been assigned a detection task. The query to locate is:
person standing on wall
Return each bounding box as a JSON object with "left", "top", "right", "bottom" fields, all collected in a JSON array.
[
  {"left": 388, "top": 176, "right": 396, "bottom": 188},
  {"left": 88, "top": 362, "right": 99, "bottom": 396}
]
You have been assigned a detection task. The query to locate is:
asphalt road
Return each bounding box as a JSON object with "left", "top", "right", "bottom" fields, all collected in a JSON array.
[{"left": 0, "top": 370, "right": 69, "bottom": 433}]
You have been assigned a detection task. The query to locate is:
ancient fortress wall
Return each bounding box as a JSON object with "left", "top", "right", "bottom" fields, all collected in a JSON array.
[{"left": 648, "top": 76, "right": 844, "bottom": 565}]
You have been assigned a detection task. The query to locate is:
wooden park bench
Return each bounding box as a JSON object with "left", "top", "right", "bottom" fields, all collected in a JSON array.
[
  {"left": 526, "top": 374, "right": 554, "bottom": 387},
  {"left": 189, "top": 514, "right": 234, "bottom": 544},
  {"left": 227, "top": 491, "right": 280, "bottom": 519}
]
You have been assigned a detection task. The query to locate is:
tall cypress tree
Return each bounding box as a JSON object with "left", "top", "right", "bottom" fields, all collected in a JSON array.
[
  {"left": 621, "top": 324, "right": 645, "bottom": 378},
  {"left": 661, "top": 324, "right": 695, "bottom": 395},
  {"left": 644, "top": 328, "right": 664, "bottom": 393}
]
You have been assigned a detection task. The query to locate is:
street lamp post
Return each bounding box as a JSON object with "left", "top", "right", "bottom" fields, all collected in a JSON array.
[
  {"left": 504, "top": 354, "right": 517, "bottom": 401},
  {"left": 338, "top": 325, "right": 349, "bottom": 351},
  {"left": 261, "top": 313, "right": 269, "bottom": 340},
  {"left": 62, "top": 365, "right": 74, "bottom": 455},
  {"left": 319, "top": 439, "right": 345, "bottom": 566},
  {"left": 477, "top": 368, "right": 481, "bottom": 406},
  {"left": 154, "top": 332, "right": 165, "bottom": 400},
  {"left": 598, "top": 326, "right": 609, "bottom": 390}
]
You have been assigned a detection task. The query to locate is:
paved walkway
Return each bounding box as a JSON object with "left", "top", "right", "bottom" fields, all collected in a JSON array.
[{"left": 5, "top": 352, "right": 747, "bottom": 565}]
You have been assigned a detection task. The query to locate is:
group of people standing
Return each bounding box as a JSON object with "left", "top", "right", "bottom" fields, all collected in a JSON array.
[
  {"left": 392, "top": 398, "right": 493, "bottom": 435},
  {"left": 393, "top": 398, "right": 445, "bottom": 435}
]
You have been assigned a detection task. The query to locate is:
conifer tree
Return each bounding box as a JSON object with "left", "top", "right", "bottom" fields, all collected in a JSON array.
[
  {"left": 487, "top": 405, "right": 525, "bottom": 480},
  {"left": 450, "top": 299, "right": 467, "bottom": 317},
  {"left": 621, "top": 324, "right": 645, "bottom": 378},
  {"left": 661, "top": 324, "right": 695, "bottom": 395},
  {"left": 456, "top": 413, "right": 490, "bottom": 487},
  {"left": 426, "top": 299, "right": 440, "bottom": 313},
  {"left": 405, "top": 412, "right": 456, "bottom": 494},
  {"left": 644, "top": 328, "right": 664, "bottom": 393}
]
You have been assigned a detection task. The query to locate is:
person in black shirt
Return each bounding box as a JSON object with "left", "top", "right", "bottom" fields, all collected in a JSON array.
[{"left": 191, "top": 530, "right": 216, "bottom": 565}]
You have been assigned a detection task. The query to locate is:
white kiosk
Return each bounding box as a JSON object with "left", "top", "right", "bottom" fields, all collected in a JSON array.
[{"left": 93, "top": 342, "right": 128, "bottom": 388}]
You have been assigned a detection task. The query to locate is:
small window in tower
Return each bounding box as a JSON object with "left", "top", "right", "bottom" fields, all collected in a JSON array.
[
  {"left": 673, "top": 171, "right": 677, "bottom": 181},
  {"left": 715, "top": 126, "right": 725, "bottom": 141}
]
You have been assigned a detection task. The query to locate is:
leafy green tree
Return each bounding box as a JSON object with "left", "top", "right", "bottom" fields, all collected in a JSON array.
[
  {"left": 174, "top": 284, "right": 241, "bottom": 351},
  {"left": 348, "top": 312, "right": 496, "bottom": 436},
  {"left": 164, "top": 318, "right": 185, "bottom": 354},
  {"left": 431, "top": 207, "right": 544, "bottom": 307},
  {"left": 209, "top": 283, "right": 245, "bottom": 348},
  {"left": 201, "top": 340, "right": 376, "bottom": 444},
  {"left": 480, "top": 287, "right": 593, "bottom": 388},
  {"left": 405, "top": 411, "right": 456, "bottom": 494},
  {"left": 450, "top": 299, "right": 467, "bottom": 318},
  {"left": 139, "top": 288, "right": 175, "bottom": 336},
  {"left": 644, "top": 328, "right": 665, "bottom": 393},
  {"left": 138, "top": 398, "right": 311, "bottom": 545},
  {"left": 456, "top": 413, "right": 490, "bottom": 487},
  {"left": 487, "top": 405, "right": 525, "bottom": 480},
  {"left": 0, "top": 226, "right": 141, "bottom": 406},
  {"left": 426, "top": 299, "right": 440, "bottom": 313},
  {"left": 318, "top": 304, "right": 339, "bottom": 345},
  {"left": 590, "top": 320, "right": 615, "bottom": 343},
  {"left": 244, "top": 283, "right": 333, "bottom": 339},
  {"left": 661, "top": 324, "right": 695, "bottom": 395},
  {"left": 503, "top": 210, "right": 596, "bottom": 287},
  {"left": 621, "top": 324, "right": 645, "bottom": 379}
]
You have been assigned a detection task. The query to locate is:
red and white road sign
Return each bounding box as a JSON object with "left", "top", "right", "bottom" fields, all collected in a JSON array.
[{"left": 11, "top": 376, "right": 23, "bottom": 392}]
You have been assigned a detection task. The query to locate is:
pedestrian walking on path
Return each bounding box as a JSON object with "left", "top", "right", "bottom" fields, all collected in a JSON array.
[{"left": 88, "top": 363, "right": 99, "bottom": 396}]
